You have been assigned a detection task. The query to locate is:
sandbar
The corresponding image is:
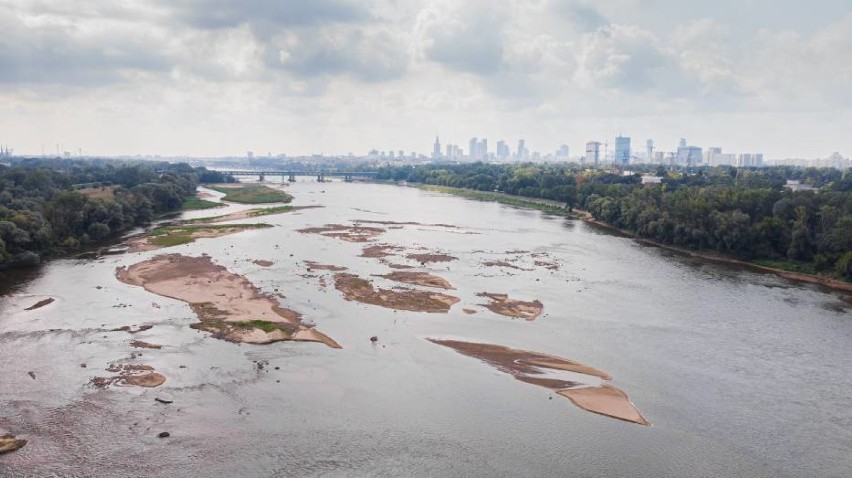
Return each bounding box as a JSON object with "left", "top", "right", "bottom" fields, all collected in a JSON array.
[
  {"left": 91, "top": 364, "right": 166, "bottom": 388},
  {"left": 360, "top": 244, "right": 403, "bottom": 258},
  {"left": 377, "top": 271, "right": 454, "bottom": 290},
  {"left": 253, "top": 260, "right": 274, "bottom": 267},
  {"left": 477, "top": 292, "right": 544, "bottom": 320},
  {"left": 297, "top": 224, "right": 385, "bottom": 242},
  {"left": 25, "top": 297, "right": 55, "bottom": 310},
  {"left": 406, "top": 252, "right": 457, "bottom": 263},
  {"left": 334, "top": 273, "right": 459, "bottom": 313},
  {"left": 116, "top": 254, "right": 339, "bottom": 348},
  {"left": 428, "top": 339, "right": 648, "bottom": 425},
  {"left": 126, "top": 224, "right": 272, "bottom": 252},
  {"left": 304, "top": 261, "right": 348, "bottom": 271}
]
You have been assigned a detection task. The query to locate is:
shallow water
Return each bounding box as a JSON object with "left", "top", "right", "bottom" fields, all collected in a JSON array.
[{"left": 1, "top": 181, "right": 850, "bottom": 477}]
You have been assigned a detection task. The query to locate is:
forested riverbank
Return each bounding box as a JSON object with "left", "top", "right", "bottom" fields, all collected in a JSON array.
[
  {"left": 0, "top": 158, "right": 231, "bottom": 268},
  {"left": 376, "top": 163, "right": 852, "bottom": 282}
]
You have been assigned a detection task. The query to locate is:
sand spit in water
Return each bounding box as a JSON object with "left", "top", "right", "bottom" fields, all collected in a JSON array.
[
  {"left": 477, "top": 293, "right": 544, "bottom": 321},
  {"left": 111, "top": 325, "right": 153, "bottom": 334},
  {"left": 115, "top": 254, "right": 340, "bottom": 348},
  {"left": 91, "top": 364, "right": 166, "bottom": 388},
  {"left": 0, "top": 434, "right": 27, "bottom": 454},
  {"left": 297, "top": 224, "right": 385, "bottom": 243},
  {"left": 353, "top": 219, "right": 461, "bottom": 229},
  {"left": 377, "top": 271, "right": 454, "bottom": 290},
  {"left": 406, "top": 252, "right": 457, "bottom": 264},
  {"left": 125, "top": 224, "right": 271, "bottom": 253},
  {"left": 24, "top": 297, "right": 55, "bottom": 310},
  {"left": 360, "top": 244, "right": 404, "bottom": 258},
  {"left": 482, "top": 261, "right": 533, "bottom": 271},
  {"left": 334, "top": 273, "right": 459, "bottom": 313},
  {"left": 304, "top": 261, "right": 348, "bottom": 272},
  {"left": 190, "top": 205, "right": 322, "bottom": 224},
  {"left": 253, "top": 260, "right": 274, "bottom": 267},
  {"left": 129, "top": 340, "right": 162, "bottom": 349},
  {"left": 427, "top": 339, "right": 649, "bottom": 425}
]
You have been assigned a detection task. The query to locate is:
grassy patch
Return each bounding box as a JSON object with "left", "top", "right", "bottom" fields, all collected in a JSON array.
[
  {"left": 418, "top": 185, "right": 570, "bottom": 215},
  {"left": 233, "top": 320, "right": 280, "bottom": 333},
  {"left": 206, "top": 184, "right": 293, "bottom": 204},
  {"left": 182, "top": 197, "right": 224, "bottom": 211},
  {"left": 147, "top": 223, "right": 272, "bottom": 248},
  {"left": 247, "top": 205, "right": 294, "bottom": 217}
]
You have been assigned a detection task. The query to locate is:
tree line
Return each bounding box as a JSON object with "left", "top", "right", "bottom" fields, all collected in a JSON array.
[
  {"left": 0, "top": 158, "right": 231, "bottom": 268},
  {"left": 375, "top": 163, "right": 852, "bottom": 280}
]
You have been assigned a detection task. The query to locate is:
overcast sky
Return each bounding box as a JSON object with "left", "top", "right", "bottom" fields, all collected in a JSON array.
[{"left": 1, "top": 0, "right": 851, "bottom": 158}]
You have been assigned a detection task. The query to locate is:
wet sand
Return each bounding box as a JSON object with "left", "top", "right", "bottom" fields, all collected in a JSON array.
[
  {"left": 428, "top": 339, "right": 648, "bottom": 425},
  {"left": 334, "top": 273, "right": 459, "bottom": 313},
  {"left": 24, "top": 297, "right": 55, "bottom": 310},
  {"left": 91, "top": 364, "right": 167, "bottom": 388},
  {"left": 377, "top": 271, "right": 454, "bottom": 290},
  {"left": 482, "top": 261, "right": 532, "bottom": 271},
  {"left": 189, "top": 205, "right": 322, "bottom": 224},
  {"left": 360, "top": 244, "right": 403, "bottom": 258},
  {"left": 477, "top": 292, "right": 544, "bottom": 320},
  {"left": 304, "top": 261, "right": 348, "bottom": 272},
  {"left": 116, "top": 254, "right": 340, "bottom": 348},
  {"left": 406, "top": 252, "right": 457, "bottom": 263},
  {"left": 253, "top": 260, "right": 274, "bottom": 267}
]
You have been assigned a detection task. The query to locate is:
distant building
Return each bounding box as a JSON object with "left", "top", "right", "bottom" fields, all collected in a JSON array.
[
  {"left": 557, "top": 144, "right": 569, "bottom": 160},
  {"left": 677, "top": 145, "right": 703, "bottom": 166},
  {"left": 247, "top": 151, "right": 254, "bottom": 159},
  {"left": 516, "top": 139, "right": 526, "bottom": 160},
  {"left": 614, "top": 136, "right": 631, "bottom": 166},
  {"left": 585, "top": 141, "right": 601, "bottom": 168},
  {"left": 646, "top": 139, "right": 654, "bottom": 163},
  {"left": 784, "top": 180, "right": 817, "bottom": 192},
  {"left": 737, "top": 153, "right": 763, "bottom": 167},
  {"left": 679, "top": 138, "right": 687, "bottom": 149},
  {"left": 641, "top": 175, "right": 663, "bottom": 186},
  {"left": 479, "top": 138, "right": 488, "bottom": 160},
  {"left": 469, "top": 137, "right": 479, "bottom": 160},
  {"left": 496, "top": 140, "right": 510, "bottom": 160},
  {"left": 432, "top": 136, "right": 442, "bottom": 159}
]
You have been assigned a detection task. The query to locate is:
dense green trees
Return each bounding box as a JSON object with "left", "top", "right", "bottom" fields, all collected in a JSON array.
[
  {"left": 0, "top": 159, "right": 218, "bottom": 268},
  {"left": 376, "top": 162, "right": 852, "bottom": 280}
]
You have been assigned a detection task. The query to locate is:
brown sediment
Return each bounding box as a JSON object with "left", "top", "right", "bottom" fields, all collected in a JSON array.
[
  {"left": 24, "top": 297, "right": 55, "bottom": 310},
  {"left": 304, "top": 261, "right": 348, "bottom": 271},
  {"left": 387, "top": 263, "right": 415, "bottom": 269},
  {"left": 129, "top": 340, "right": 162, "bottom": 349},
  {"left": 483, "top": 261, "right": 532, "bottom": 271},
  {"left": 360, "top": 244, "right": 403, "bottom": 258},
  {"left": 354, "top": 219, "right": 461, "bottom": 229},
  {"left": 253, "top": 260, "right": 274, "bottom": 267},
  {"left": 334, "top": 273, "right": 459, "bottom": 313},
  {"left": 111, "top": 325, "right": 153, "bottom": 334},
  {"left": 115, "top": 254, "right": 340, "bottom": 348},
  {"left": 406, "top": 252, "right": 457, "bottom": 263},
  {"left": 427, "top": 339, "right": 648, "bottom": 425},
  {"left": 477, "top": 292, "right": 544, "bottom": 321},
  {"left": 377, "top": 271, "right": 454, "bottom": 289},
  {"left": 0, "top": 434, "right": 27, "bottom": 454},
  {"left": 297, "top": 224, "right": 385, "bottom": 243},
  {"left": 558, "top": 385, "right": 650, "bottom": 426},
  {"left": 92, "top": 364, "right": 166, "bottom": 388},
  {"left": 462, "top": 308, "right": 477, "bottom": 314},
  {"left": 534, "top": 260, "right": 560, "bottom": 270}
]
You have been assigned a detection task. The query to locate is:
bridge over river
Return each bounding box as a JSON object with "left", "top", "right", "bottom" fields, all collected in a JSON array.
[{"left": 216, "top": 170, "right": 378, "bottom": 182}]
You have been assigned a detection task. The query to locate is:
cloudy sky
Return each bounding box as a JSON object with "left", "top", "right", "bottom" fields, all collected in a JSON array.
[{"left": 1, "top": 0, "right": 851, "bottom": 158}]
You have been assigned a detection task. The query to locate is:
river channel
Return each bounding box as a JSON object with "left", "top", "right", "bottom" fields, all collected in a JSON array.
[{"left": 1, "top": 181, "right": 850, "bottom": 477}]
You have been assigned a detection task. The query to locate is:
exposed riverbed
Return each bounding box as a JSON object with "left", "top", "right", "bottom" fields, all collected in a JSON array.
[{"left": 1, "top": 181, "right": 850, "bottom": 477}]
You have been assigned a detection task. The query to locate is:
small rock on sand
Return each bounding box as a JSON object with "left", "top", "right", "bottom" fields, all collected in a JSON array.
[
  {"left": 25, "top": 297, "right": 54, "bottom": 310},
  {"left": 158, "top": 432, "right": 170, "bottom": 438},
  {"left": 27, "top": 372, "right": 35, "bottom": 379},
  {"left": 370, "top": 336, "right": 378, "bottom": 343}
]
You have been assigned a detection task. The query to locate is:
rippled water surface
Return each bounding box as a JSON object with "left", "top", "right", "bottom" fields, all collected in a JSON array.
[{"left": 1, "top": 182, "right": 850, "bottom": 477}]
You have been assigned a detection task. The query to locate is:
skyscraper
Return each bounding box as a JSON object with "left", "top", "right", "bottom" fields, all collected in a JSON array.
[
  {"left": 615, "top": 136, "right": 631, "bottom": 166},
  {"left": 433, "top": 136, "right": 441, "bottom": 159},
  {"left": 646, "top": 139, "right": 654, "bottom": 163},
  {"left": 585, "top": 141, "right": 601, "bottom": 168},
  {"left": 516, "top": 139, "right": 525, "bottom": 160},
  {"left": 469, "top": 137, "right": 479, "bottom": 160},
  {"left": 479, "top": 139, "right": 488, "bottom": 160}
]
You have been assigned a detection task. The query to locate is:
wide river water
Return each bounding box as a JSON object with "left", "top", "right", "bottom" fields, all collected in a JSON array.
[{"left": 1, "top": 181, "right": 850, "bottom": 477}]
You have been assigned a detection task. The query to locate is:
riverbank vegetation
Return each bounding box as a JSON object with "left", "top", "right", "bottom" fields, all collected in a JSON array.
[
  {"left": 205, "top": 184, "right": 293, "bottom": 204},
  {"left": 0, "top": 158, "right": 232, "bottom": 268},
  {"left": 376, "top": 163, "right": 852, "bottom": 281}
]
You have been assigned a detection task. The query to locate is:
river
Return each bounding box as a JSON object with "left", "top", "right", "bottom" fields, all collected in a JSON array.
[{"left": 1, "top": 181, "right": 850, "bottom": 477}]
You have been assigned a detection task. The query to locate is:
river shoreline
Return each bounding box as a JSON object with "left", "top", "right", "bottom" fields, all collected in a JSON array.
[{"left": 393, "top": 182, "right": 852, "bottom": 294}]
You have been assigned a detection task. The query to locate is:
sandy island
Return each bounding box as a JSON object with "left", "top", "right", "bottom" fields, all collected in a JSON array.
[
  {"left": 304, "top": 261, "right": 348, "bottom": 272},
  {"left": 91, "top": 364, "right": 166, "bottom": 388},
  {"left": 116, "top": 254, "right": 340, "bottom": 348},
  {"left": 377, "top": 271, "right": 454, "bottom": 289},
  {"left": 406, "top": 252, "right": 457, "bottom": 263},
  {"left": 477, "top": 292, "right": 544, "bottom": 320},
  {"left": 297, "top": 224, "right": 386, "bottom": 243},
  {"left": 125, "top": 224, "right": 272, "bottom": 253},
  {"left": 428, "top": 339, "right": 649, "bottom": 425},
  {"left": 0, "top": 433, "right": 27, "bottom": 455},
  {"left": 334, "top": 273, "right": 459, "bottom": 313},
  {"left": 188, "top": 205, "right": 322, "bottom": 224}
]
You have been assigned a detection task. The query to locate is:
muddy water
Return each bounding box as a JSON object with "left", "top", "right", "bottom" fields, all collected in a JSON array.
[{"left": 1, "top": 181, "right": 850, "bottom": 477}]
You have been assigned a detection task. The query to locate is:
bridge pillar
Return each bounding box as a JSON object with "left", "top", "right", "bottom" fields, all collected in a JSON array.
[
  {"left": 317, "top": 173, "right": 325, "bottom": 182},
  {"left": 258, "top": 173, "right": 265, "bottom": 182},
  {"left": 288, "top": 173, "right": 296, "bottom": 182},
  {"left": 344, "top": 174, "right": 353, "bottom": 182}
]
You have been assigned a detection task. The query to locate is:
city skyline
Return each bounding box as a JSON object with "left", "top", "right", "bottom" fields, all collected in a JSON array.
[{"left": 1, "top": 1, "right": 851, "bottom": 159}]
